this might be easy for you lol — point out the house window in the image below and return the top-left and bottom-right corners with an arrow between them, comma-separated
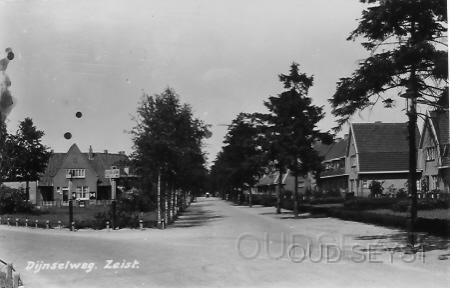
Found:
430,175 -> 438,190
350,155 -> 357,167
66,169 -> 86,178
425,147 -> 436,161
350,180 -> 355,192
62,187 -> 69,201
76,186 -> 90,199
362,180 -> 368,189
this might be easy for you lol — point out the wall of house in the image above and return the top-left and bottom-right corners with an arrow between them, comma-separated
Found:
357,174 -> 409,197
346,133 -> 359,195
52,152 -> 99,201
319,176 -> 348,195
419,123 -> 447,192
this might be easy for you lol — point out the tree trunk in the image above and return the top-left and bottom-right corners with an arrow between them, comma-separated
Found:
276,168 -> 282,214
408,78 -> 418,236
171,185 -> 176,221
157,170 -> 162,229
168,183 -> 173,223
164,182 -> 169,226
26,180 -> 30,202
249,188 -> 253,207
294,174 -> 299,218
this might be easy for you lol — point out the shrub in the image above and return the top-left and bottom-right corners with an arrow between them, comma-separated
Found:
392,199 -> 449,212
369,180 -> 384,198
343,197 -> 398,210
92,190 -> 155,228
0,185 -> 35,214
396,188 -> 408,199
308,197 -> 345,205
260,195 -> 277,207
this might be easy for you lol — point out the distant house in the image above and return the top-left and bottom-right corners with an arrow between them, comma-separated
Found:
37,144 -> 132,205
418,110 -> 449,193
346,122 -> 420,197
255,170 -> 314,197
317,136 -> 349,195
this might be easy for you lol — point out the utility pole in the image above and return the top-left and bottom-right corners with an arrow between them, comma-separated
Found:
68,171 -> 74,231
111,178 -> 117,230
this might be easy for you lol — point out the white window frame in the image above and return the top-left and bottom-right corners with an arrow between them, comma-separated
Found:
66,169 -> 86,179
362,180 -> 368,189
350,155 -> 357,167
76,186 -> 90,200
425,147 -> 436,161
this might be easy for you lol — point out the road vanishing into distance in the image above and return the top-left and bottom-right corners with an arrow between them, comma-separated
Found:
1,198 -> 449,288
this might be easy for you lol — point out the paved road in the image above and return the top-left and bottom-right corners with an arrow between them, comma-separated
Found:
0,198 -> 449,288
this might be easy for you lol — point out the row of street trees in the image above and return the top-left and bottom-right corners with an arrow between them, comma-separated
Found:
210,63 -> 333,218
210,0 -> 448,224
131,88 -> 210,228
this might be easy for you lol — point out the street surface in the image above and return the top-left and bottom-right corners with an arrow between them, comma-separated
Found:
0,197 -> 449,288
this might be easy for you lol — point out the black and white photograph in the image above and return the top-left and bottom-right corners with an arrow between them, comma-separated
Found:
0,0 -> 449,287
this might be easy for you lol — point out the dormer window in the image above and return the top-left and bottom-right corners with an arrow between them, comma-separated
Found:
350,155 -> 357,167
425,147 -> 436,161
66,169 -> 86,178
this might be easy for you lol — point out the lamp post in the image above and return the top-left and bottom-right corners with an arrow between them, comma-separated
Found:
68,170 -> 74,231
111,177 -> 117,230
401,86 -> 418,243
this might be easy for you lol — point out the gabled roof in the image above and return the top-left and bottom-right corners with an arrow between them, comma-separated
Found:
313,141 -> 332,158
350,122 -> 419,172
39,144 -> 129,186
85,152 -> 129,185
38,153 -> 66,185
430,110 -> 449,145
424,110 -> 450,167
323,138 -> 348,161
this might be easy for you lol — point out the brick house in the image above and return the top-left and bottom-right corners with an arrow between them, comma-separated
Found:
418,109 -> 449,193
346,122 -> 420,197
37,144 -> 130,205
317,137 -> 349,196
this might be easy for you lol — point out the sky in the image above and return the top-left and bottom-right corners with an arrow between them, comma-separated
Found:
0,0 -> 413,165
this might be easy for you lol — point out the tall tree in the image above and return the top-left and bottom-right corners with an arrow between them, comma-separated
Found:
329,0 -> 447,232
209,113 -> 267,205
3,118 -> 51,200
131,88 -> 209,227
264,63 -> 332,216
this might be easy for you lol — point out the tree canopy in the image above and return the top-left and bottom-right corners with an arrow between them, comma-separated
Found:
264,63 -> 332,176
209,113 -> 266,196
330,0 -> 448,129
131,88 -> 210,195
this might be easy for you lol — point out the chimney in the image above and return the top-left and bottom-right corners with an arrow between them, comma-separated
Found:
104,149 -> 108,154
88,145 -> 93,160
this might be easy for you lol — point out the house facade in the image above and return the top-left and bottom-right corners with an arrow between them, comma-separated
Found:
255,170 -> 314,197
37,144 -> 130,205
317,137 -> 349,196
346,122 -> 420,197
418,109 -> 450,193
